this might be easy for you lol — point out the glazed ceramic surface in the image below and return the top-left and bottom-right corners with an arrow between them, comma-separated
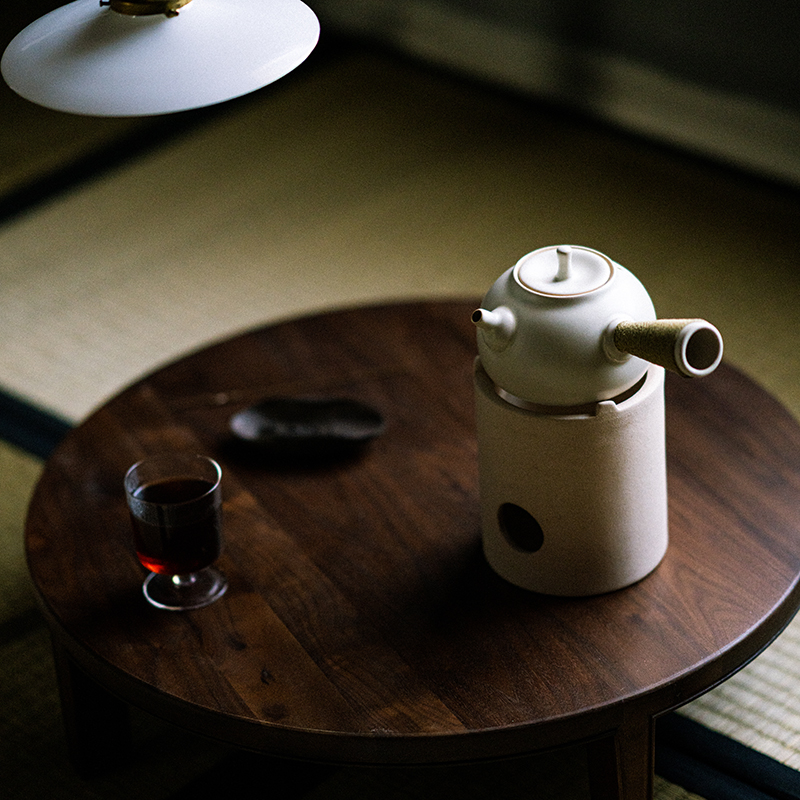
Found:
475,245 -> 656,406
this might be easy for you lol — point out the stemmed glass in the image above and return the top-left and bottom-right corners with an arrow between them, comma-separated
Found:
124,453 -> 227,610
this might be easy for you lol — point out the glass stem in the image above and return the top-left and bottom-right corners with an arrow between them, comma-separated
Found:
171,573 -> 198,589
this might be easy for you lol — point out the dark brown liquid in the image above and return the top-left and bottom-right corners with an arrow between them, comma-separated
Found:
131,477 -> 221,575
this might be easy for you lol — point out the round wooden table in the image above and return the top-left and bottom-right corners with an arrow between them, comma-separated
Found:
26,301 -> 800,799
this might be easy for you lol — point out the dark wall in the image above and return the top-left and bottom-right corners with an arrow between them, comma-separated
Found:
448,0 -> 798,114
313,0 -> 800,185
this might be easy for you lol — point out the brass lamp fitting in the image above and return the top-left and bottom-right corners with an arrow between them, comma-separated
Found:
99,0 -> 193,18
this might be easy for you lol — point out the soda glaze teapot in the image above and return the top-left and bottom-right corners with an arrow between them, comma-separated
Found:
473,245 -> 723,407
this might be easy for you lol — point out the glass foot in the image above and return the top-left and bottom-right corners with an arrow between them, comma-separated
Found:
143,567 -> 227,610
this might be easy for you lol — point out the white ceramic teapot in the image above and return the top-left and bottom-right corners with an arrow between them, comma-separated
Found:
473,244 -> 722,406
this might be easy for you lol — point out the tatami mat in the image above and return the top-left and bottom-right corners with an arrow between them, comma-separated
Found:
682,622 -> 800,770
2,44 -> 800,798
1,48 -> 798,423
0,441 -> 41,624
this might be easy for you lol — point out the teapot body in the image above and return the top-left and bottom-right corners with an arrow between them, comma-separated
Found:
476,246 -> 656,406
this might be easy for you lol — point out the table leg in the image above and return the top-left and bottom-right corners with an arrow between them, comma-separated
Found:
51,635 -> 131,776
586,716 -> 655,800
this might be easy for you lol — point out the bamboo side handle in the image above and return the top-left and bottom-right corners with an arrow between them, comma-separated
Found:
613,319 -> 723,377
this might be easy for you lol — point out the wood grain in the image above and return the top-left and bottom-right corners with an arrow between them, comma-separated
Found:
25,301 -> 800,792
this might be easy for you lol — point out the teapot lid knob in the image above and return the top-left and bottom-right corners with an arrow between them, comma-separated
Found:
556,245 -> 572,281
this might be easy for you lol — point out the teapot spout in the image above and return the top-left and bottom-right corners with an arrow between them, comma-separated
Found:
609,318 -> 723,377
472,306 -> 516,351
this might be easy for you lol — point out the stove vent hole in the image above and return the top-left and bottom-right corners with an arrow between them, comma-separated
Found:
498,503 -> 544,553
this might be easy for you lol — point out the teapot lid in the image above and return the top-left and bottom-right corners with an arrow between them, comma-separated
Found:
515,245 -> 613,297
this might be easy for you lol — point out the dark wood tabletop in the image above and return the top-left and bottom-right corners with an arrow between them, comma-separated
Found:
25,300 -> 800,799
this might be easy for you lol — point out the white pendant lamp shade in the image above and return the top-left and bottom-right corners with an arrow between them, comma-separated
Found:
1,0 -> 320,116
